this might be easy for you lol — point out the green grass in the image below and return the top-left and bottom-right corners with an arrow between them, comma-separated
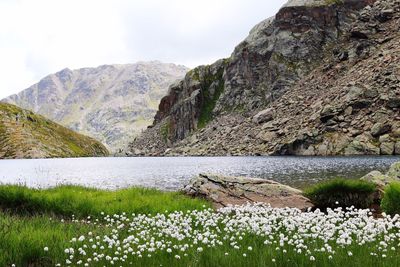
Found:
0,185 -> 210,266
2,211 -> 399,267
0,213 -> 98,266
66,231 -> 400,267
304,178 -> 376,209
1,184 -> 399,267
0,185 -> 210,218
381,182 -> 400,215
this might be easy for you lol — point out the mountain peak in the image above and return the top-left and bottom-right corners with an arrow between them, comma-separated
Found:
2,61 -> 189,151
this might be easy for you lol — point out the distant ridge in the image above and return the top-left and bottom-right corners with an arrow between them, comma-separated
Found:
0,102 -> 109,159
2,61 -> 189,151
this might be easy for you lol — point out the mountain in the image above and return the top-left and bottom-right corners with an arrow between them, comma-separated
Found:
2,61 -> 188,151
127,0 -> 400,156
0,103 -> 109,159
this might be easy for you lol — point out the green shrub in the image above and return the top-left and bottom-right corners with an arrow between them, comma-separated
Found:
304,179 -> 376,209
381,182 -> 400,215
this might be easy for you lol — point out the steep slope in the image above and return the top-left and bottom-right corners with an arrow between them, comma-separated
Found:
2,62 -> 188,150
128,0 -> 400,156
0,103 -> 109,159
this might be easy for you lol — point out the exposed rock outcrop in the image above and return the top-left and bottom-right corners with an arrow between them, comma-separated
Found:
183,173 -> 313,210
128,0 -> 400,157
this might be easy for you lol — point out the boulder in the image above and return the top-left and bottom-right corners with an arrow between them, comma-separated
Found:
257,131 -> 277,142
361,162 -> 400,200
252,108 -> 274,124
183,173 -> 313,210
379,135 -> 395,155
371,122 -> 392,137
360,170 -> 396,199
345,86 -> 364,102
361,171 -> 395,189
387,97 -> 400,109
395,142 -> 400,155
380,142 -> 395,155
344,140 -> 380,155
364,88 -> 378,99
320,105 -> 337,123
387,162 -> 400,179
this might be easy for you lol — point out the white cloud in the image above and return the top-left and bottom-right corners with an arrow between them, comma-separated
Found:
0,0 -> 286,99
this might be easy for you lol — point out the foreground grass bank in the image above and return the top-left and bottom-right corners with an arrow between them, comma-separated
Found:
1,185 -> 400,267
0,213 -> 96,266
0,185 -> 209,217
0,185 -> 210,266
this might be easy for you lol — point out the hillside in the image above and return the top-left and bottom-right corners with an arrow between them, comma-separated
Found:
2,61 -> 188,151
0,103 -> 109,159
127,0 -> 400,156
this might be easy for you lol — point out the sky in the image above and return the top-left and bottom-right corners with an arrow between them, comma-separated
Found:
0,0 -> 286,99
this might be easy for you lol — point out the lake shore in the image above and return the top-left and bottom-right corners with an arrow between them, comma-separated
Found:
1,156 -> 400,191
1,167 -> 400,267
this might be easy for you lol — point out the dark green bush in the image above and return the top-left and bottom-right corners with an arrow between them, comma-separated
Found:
304,179 -> 376,209
381,182 -> 400,215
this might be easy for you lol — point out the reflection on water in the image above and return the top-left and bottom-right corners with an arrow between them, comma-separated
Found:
0,156 -> 399,190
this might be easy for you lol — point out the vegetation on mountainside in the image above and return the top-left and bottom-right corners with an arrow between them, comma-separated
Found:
324,0 -> 344,6
0,103 -> 108,158
196,65 -> 226,129
160,121 -> 171,142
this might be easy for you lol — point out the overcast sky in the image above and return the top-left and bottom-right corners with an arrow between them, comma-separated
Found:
0,0 -> 286,99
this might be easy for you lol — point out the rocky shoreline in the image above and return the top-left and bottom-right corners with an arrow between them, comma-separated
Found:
182,161 -> 400,211
126,0 -> 400,157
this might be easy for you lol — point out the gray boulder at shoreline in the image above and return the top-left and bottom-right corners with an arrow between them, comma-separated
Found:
183,173 -> 313,210
361,161 -> 400,195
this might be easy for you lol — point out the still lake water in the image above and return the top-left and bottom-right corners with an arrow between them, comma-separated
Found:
0,156 -> 399,190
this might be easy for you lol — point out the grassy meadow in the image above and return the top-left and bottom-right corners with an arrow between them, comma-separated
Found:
0,186 -> 209,266
0,184 -> 399,267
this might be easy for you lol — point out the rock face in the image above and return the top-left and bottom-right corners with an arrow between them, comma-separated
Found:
0,103 -> 109,159
2,62 -> 188,151
128,0 -> 400,156
183,173 -> 313,210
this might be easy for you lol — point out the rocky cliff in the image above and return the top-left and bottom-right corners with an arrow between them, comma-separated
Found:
2,62 -> 188,151
128,0 -> 400,156
0,103 -> 109,159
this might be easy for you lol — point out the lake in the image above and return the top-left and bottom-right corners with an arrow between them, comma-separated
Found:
0,156 -> 399,190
